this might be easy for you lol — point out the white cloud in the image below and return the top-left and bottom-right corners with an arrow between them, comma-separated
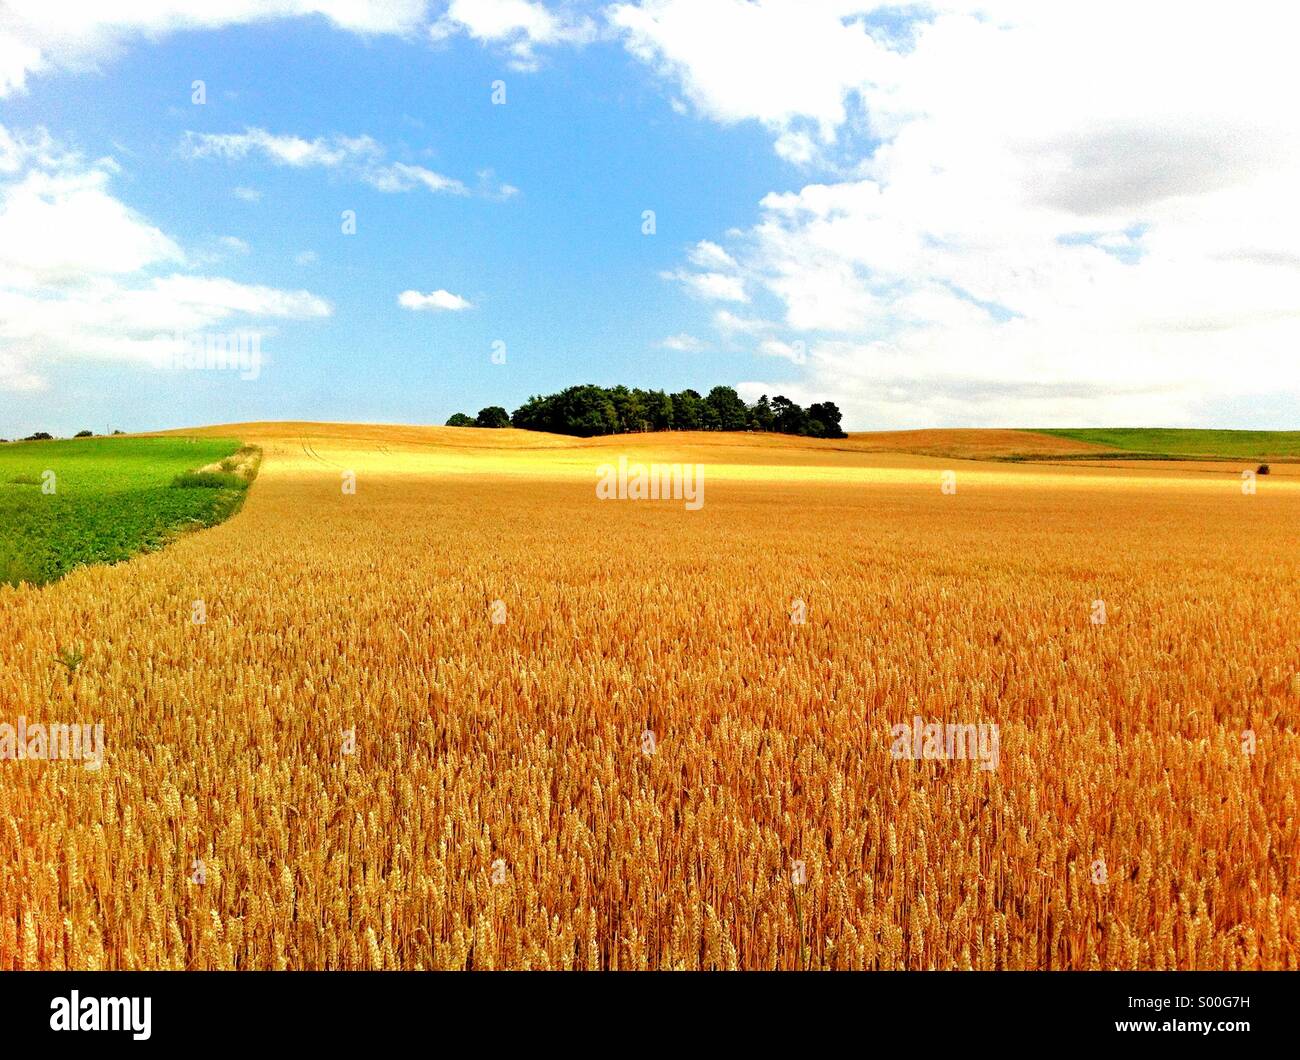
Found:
431,0 -> 596,70
475,168 -> 519,200
363,161 -> 468,195
661,268 -> 747,303
661,239 -> 749,302
0,124 -> 331,391
398,288 -> 474,311
757,338 -> 807,364
609,0 -> 885,148
0,2 -> 431,97
183,128 -> 382,168
149,274 -> 329,320
687,239 -> 736,271
232,185 -> 262,202
0,166 -> 183,286
713,309 -> 775,336
0,352 -> 45,392
185,128 -> 475,197
295,250 -> 320,266
660,332 -> 704,352
624,1 -> 1300,425
219,235 -> 250,254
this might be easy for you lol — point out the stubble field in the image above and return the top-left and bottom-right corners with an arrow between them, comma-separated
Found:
1,423 -> 1296,969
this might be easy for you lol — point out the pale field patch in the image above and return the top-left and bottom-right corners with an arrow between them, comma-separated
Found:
1,423 -> 1296,969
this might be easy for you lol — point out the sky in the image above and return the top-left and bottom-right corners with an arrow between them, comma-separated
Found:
2,0 -> 1298,438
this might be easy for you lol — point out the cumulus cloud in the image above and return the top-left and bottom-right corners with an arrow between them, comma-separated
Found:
609,0 -> 884,148
0,124 -> 331,391
620,1 -> 1300,426
398,288 -> 474,311
662,242 -> 749,303
430,0 -> 597,70
0,1 -> 431,97
0,173 -> 181,288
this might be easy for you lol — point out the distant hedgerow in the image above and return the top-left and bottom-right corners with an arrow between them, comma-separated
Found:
172,470 -> 247,490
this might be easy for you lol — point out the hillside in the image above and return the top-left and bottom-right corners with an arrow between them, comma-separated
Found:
1039,428 -> 1300,461
148,422 -> 1300,468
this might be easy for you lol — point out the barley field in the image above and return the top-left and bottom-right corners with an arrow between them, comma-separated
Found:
1,423 -> 1296,970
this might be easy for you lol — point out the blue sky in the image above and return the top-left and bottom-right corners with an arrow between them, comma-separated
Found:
1,15 -> 792,434
2,2 -> 1298,436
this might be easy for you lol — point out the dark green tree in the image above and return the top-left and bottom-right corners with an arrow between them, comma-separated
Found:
474,406 -> 511,429
705,385 -> 749,431
445,413 -> 475,427
510,394 -> 555,431
670,389 -> 703,430
771,395 -> 808,435
500,383 -> 845,439
549,385 -> 620,436
609,386 -> 648,433
648,390 -> 674,430
807,401 -> 847,439
749,395 -> 775,432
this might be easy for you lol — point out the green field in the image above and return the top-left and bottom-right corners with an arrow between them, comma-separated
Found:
0,436 -> 251,586
1038,428 -> 1300,461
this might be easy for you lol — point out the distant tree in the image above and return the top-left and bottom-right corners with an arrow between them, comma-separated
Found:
570,385 -> 620,436
23,431 -> 54,441
445,413 -> 475,427
74,429 -> 93,438
807,401 -> 847,439
609,386 -> 647,433
631,388 -> 656,431
510,394 -> 554,432
111,429 -> 125,435
670,389 -> 703,431
500,383 -> 846,439
474,406 -> 511,429
706,385 -> 749,431
749,395 -> 775,432
648,389 -> 674,431
770,396 -> 808,435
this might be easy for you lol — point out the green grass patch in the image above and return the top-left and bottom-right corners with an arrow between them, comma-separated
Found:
1035,428 -> 1300,461
0,435 -> 252,587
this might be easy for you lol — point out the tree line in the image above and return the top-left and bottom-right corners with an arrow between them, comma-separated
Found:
4,430 -> 118,443
446,385 -> 847,439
